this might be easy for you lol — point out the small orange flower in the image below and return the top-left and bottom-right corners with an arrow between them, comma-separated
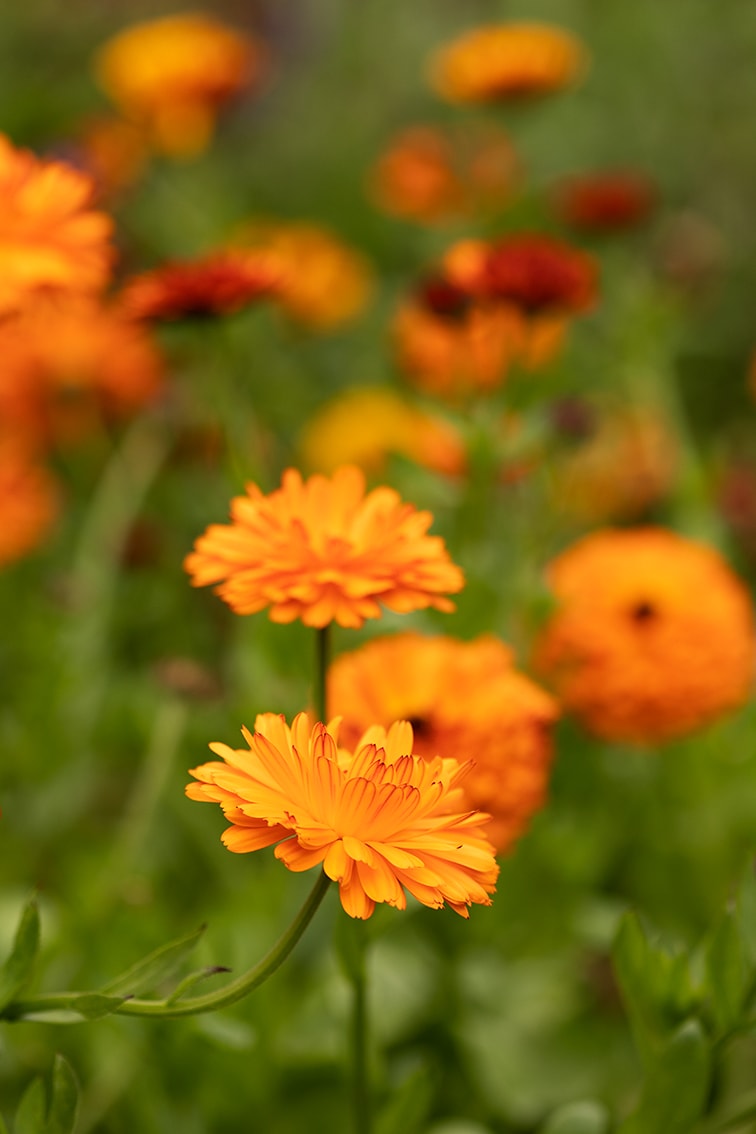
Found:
429,23 -> 588,104
187,712 -> 499,919
94,14 -> 263,157
120,250 -> 279,322
0,441 -> 61,565
184,465 -> 464,628
0,135 -> 114,316
329,633 -> 558,853
554,170 -> 656,231
537,528 -> 755,743
0,296 -> 164,449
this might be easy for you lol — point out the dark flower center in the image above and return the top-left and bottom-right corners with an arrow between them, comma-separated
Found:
629,599 -> 656,623
407,715 -> 432,739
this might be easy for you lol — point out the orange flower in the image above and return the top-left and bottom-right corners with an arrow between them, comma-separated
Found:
0,441 -> 60,565
184,465 -> 464,628
537,528 -> 755,743
329,633 -> 558,853
120,250 -> 279,322
0,135 -> 113,316
429,23 -> 588,104
0,295 -> 164,449
94,14 -> 263,157
237,222 -> 374,330
298,387 -> 465,477
554,170 -> 656,231
187,712 -> 499,919
369,124 -> 519,224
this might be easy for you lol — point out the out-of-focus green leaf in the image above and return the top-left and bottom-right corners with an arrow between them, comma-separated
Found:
165,965 -> 230,1005
0,898 -> 39,1014
45,1056 -> 78,1134
540,1099 -> 611,1133
618,1019 -> 711,1134
706,908 -> 746,1034
13,1077 -> 47,1134
101,923 -> 205,998
375,1065 -> 434,1134
736,863 -> 756,968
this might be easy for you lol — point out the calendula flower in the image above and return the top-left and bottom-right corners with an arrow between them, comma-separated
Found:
0,441 -> 61,565
429,22 -> 588,104
185,465 -> 464,628
537,528 -> 755,743
0,135 -> 113,316
94,13 -> 263,157
369,124 -> 519,224
299,387 -> 465,477
554,170 -> 656,232
187,712 -> 499,919
237,221 -> 374,330
120,250 -> 279,322
0,295 -> 165,449
329,633 -> 558,853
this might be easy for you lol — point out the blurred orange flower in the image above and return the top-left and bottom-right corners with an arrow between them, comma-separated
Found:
429,23 -> 588,104
329,632 -> 558,853
298,387 -> 465,477
554,170 -> 656,231
0,135 -> 114,316
94,13 -> 263,157
369,124 -> 520,224
477,234 -> 598,314
0,442 -> 61,565
187,711 -> 499,919
121,250 -> 279,321
0,295 -> 165,448
185,465 -> 464,628
238,222 -> 374,330
74,115 -> 148,200
537,528 -> 755,743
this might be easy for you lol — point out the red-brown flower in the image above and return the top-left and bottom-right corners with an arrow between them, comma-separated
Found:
480,234 -> 598,314
554,171 -> 656,231
120,250 -> 279,321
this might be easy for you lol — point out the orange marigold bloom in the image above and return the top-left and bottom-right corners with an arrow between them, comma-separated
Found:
329,633 -> 558,853
0,295 -> 164,449
429,23 -> 588,104
369,124 -> 520,224
187,712 -> 499,919
554,170 -> 656,232
184,465 -> 464,628
120,250 -> 279,322
0,441 -> 61,565
537,528 -> 756,743
94,14 -> 263,157
0,135 -> 114,316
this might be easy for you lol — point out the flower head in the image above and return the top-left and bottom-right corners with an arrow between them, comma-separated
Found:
429,23 -> 588,104
187,712 -> 499,919
537,528 -> 755,743
554,170 -> 656,232
184,465 -> 464,628
94,14 -> 263,157
0,135 -> 114,316
479,234 -> 598,314
329,633 -> 558,852
120,250 -> 278,322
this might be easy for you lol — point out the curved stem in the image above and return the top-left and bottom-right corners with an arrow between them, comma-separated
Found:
8,870 -> 332,1022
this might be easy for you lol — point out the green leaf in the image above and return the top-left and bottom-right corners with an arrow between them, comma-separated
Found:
375,1065 -> 434,1134
13,1077 -> 46,1134
618,1019 -> 711,1134
0,1110 -> 9,1134
706,909 -> 746,1034
165,966 -> 230,1005
67,993 -> 128,1020
540,1100 -> 611,1133
0,898 -> 40,1013
101,924 -> 205,998
45,1056 -> 78,1134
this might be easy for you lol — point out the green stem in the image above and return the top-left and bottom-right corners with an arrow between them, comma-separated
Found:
7,870 -> 332,1022
350,945 -> 371,1134
314,625 -> 331,723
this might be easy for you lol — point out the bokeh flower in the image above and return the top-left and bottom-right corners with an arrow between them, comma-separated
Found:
553,170 -> 656,232
187,711 -> 499,919
0,134 -> 114,315
429,23 -> 588,104
476,234 -> 598,315
0,295 -> 165,449
329,632 -> 558,853
73,115 -> 149,200
0,441 -> 61,566
537,528 -> 755,743
298,387 -> 465,477
120,250 -> 279,322
184,465 -> 464,628
94,13 -> 263,157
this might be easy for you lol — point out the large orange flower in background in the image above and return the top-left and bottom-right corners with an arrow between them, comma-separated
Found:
537,528 -> 755,743
94,14 -> 263,157
187,712 -> 499,919
185,466 -> 464,628
0,135 -> 113,316
429,22 -> 588,104
329,633 -> 558,852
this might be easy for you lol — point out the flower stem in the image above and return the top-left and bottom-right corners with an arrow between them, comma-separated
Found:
350,943 -> 371,1134
314,625 -> 331,722
6,870 -> 332,1022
